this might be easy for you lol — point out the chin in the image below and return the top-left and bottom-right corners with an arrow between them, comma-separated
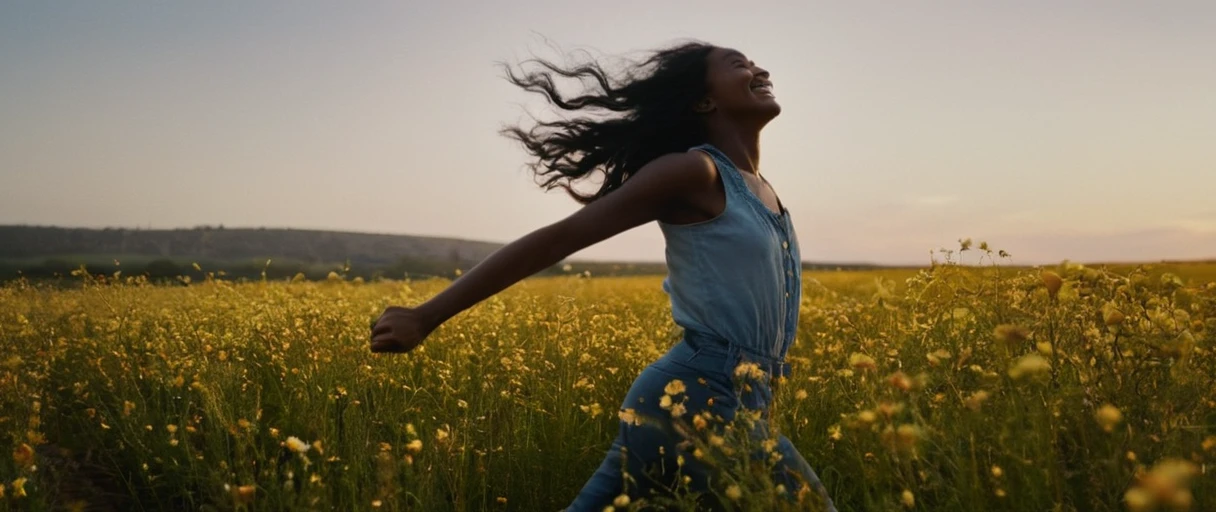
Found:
756,101 -> 782,122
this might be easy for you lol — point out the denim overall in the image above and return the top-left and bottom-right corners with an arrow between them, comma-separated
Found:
567,144 -> 836,510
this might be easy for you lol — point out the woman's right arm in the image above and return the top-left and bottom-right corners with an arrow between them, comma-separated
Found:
370,151 -> 715,352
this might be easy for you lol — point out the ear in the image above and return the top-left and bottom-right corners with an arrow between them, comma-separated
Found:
694,97 -> 716,114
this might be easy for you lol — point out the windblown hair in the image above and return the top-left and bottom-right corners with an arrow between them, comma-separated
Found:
501,41 -> 716,204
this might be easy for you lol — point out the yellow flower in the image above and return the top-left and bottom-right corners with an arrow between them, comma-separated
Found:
12,443 -> 34,468
733,362 -> 765,380
888,371 -> 913,392
618,409 -> 640,426
794,389 -> 808,400
993,324 -> 1030,345
1041,271 -> 1063,299
580,402 -> 604,418
882,424 -> 923,453
1008,354 -> 1051,380
1095,404 -> 1123,433
406,439 -> 423,454
848,353 -> 876,371
1102,302 -> 1126,325
235,484 -> 255,504
901,490 -> 915,508
659,395 -> 673,410
964,390 -> 991,411
664,379 -> 686,396
11,477 -> 26,498
876,401 -> 905,418
1123,487 -> 1152,512
285,436 -> 310,454
613,494 -> 630,507
725,484 -> 742,500
926,348 -> 952,366
991,465 -> 1003,478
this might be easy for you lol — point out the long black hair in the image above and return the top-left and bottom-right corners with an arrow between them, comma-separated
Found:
500,41 -> 716,204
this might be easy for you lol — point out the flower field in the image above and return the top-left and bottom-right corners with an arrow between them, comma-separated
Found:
1,255 -> 1213,511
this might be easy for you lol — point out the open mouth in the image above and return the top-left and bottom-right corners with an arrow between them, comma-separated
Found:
750,81 -> 774,97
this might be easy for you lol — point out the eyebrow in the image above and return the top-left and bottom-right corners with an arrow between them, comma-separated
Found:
721,49 -> 750,64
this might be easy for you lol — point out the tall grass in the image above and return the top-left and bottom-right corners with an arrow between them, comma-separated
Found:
1,254 -> 1212,510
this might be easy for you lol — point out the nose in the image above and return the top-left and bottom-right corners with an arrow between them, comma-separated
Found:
753,65 -> 771,81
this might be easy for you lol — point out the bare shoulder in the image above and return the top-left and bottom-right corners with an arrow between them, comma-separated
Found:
630,150 -> 718,191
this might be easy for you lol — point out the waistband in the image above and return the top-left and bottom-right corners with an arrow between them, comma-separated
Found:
675,328 -> 791,379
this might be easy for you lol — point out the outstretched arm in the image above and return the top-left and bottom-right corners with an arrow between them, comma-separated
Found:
370,152 -> 716,352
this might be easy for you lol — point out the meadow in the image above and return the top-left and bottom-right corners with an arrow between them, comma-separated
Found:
1,251 -> 1213,511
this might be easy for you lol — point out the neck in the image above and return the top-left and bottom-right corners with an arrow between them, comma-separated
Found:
706,126 -> 762,175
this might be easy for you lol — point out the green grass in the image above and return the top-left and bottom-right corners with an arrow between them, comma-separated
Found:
0,261 -> 1212,511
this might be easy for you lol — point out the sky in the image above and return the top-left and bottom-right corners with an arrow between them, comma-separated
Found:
1,1 -> 1213,266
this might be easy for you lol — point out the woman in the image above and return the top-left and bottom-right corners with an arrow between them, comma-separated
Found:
370,40 -> 836,511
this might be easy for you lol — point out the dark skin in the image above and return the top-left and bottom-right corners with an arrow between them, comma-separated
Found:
371,46 -> 786,352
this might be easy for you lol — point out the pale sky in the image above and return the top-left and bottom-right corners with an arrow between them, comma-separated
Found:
2,1 -> 1213,265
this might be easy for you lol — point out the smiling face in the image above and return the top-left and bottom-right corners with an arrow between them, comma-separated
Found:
701,46 -> 781,124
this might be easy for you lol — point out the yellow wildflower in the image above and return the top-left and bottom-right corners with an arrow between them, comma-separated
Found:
1008,354 -> 1051,380
235,484 -> 255,504
965,390 -> 991,411
993,324 -> 1029,345
13,443 -> 34,468
888,371 -> 913,392
1041,271 -> 1063,299
285,436 -> 310,454
1095,404 -> 1123,433
848,353 -> 877,371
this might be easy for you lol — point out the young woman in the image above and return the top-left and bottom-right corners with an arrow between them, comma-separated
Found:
370,40 -> 837,511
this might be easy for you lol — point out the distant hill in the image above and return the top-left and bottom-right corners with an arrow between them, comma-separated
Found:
0,225 -> 504,266
0,224 -> 909,282
0,225 -> 518,281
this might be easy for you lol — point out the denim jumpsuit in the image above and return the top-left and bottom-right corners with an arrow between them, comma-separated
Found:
567,144 -> 837,510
